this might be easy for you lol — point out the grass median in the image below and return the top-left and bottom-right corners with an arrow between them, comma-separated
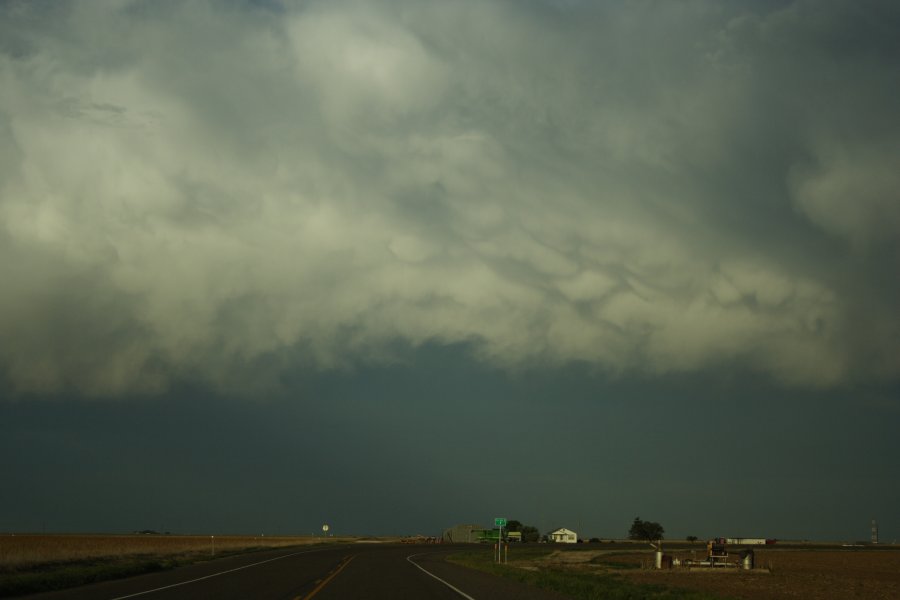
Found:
1,555 -> 186,598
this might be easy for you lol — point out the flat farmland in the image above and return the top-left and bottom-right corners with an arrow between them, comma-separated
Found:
0,534 -> 358,567
602,547 -> 900,600
0,533 -> 365,597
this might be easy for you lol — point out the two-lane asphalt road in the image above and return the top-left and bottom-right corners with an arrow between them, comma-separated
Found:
21,544 -> 570,600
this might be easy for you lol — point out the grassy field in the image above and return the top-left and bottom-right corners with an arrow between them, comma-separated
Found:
0,533 -> 349,597
448,546 -> 731,600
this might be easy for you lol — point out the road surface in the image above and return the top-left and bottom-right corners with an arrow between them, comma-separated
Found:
21,544 -> 570,600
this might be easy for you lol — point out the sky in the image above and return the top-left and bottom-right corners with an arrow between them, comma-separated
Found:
1,0 -> 898,542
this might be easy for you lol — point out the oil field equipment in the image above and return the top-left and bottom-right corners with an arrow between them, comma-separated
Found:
708,537 -> 728,566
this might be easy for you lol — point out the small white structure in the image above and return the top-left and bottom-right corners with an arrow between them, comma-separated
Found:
725,538 -> 766,545
548,527 -> 578,543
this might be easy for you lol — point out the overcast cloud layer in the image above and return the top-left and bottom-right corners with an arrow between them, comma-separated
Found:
1,0 -> 898,397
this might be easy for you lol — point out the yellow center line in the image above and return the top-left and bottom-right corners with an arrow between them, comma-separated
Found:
296,555 -> 356,600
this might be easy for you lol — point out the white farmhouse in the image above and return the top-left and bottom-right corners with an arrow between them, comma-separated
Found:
548,527 -> 578,543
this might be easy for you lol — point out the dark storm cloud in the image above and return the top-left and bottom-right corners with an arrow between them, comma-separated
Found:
0,0 -> 897,396
3,356 -> 898,539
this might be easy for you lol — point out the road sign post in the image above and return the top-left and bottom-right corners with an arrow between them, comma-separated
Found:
494,518 -> 507,563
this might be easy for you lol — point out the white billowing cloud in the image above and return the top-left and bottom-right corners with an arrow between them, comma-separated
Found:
557,271 -> 618,304
288,6 -> 449,122
790,139 -> 900,248
0,0 -> 897,397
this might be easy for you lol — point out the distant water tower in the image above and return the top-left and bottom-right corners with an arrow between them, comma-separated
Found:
871,519 -> 878,544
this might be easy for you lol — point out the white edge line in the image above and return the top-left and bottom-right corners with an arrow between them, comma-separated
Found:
406,553 -> 476,600
109,547 -> 334,600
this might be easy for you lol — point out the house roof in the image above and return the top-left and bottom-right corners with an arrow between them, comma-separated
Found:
549,527 -> 577,535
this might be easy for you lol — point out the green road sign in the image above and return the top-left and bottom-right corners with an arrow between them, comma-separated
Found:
495,517 -> 507,527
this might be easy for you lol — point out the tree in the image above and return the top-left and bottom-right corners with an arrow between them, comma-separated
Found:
686,535 -> 698,544
629,517 -> 665,549
520,525 -> 540,543
505,519 -> 540,542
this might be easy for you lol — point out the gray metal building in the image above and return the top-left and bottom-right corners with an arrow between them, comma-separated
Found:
442,524 -> 483,543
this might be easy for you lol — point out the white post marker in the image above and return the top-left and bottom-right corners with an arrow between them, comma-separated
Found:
322,524 -> 330,537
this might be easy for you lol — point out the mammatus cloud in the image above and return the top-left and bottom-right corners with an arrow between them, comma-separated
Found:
0,0 -> 897,396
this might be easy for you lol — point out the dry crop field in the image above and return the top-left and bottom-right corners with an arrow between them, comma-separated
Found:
585,547 -> 900,600
0,533 -> 344,569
